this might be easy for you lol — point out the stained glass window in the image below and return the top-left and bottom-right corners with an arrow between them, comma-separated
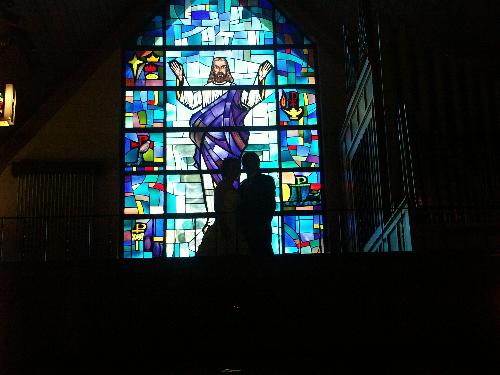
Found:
123,0 -> 325,257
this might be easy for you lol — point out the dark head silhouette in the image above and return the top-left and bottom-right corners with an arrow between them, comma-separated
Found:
242,152 -> 260,177
220,157 -> 241,182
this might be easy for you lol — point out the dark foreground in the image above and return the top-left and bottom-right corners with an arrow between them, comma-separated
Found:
1,254 -> 498,374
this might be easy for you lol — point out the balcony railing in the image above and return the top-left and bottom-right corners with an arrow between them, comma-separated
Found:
0,207 -> 497,261
0,215 -> 120,261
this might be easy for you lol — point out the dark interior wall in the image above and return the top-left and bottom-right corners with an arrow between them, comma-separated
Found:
369,0 -> 500,254
372,0 -> 500,209
334,0 -> 500,254
0,49 -> 121,217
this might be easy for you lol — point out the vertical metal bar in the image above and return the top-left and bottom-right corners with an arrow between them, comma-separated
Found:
116,209 -> 120,260
16,176 -> 21,260
90,174 -> 94,257
78,173 -> 82,257
37,173 -> 42,259
30,173 -> 37,259
16,174 -> 22,217
53,173 -> 57,217
85,174 -> 91,258
37,173 -> 41,260
80,173 -> 84,257
43,173 -> 48,261
44,216 -> 48,262
70,172 -> 74,258
75,173 -> 79,258
21,174 -> 26,259
21,217 -> 25,261
66,173 -> 70,259
70,173 -> 75,259
64,172 -> 69,257
19,176 -> 25,260
51,173 -> 56,259
24,174 -> 30,259
0,217 -> 4,262
73,173 -> 78,259
57,172 -> 62,258
83,173 -> 88,257
24,173 -> 28,215
28,174 -> 33,217
272,6 -> 284,256
45,173 -> 50,260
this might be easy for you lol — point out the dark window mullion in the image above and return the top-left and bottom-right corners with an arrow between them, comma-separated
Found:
272,6 -> 285,255
125,84 -> 317,91
310,45 -> 327,253
123,209 -> 323,221
163,2 -> 168,257
161,125 -> 321,132
124,43 -> 315,51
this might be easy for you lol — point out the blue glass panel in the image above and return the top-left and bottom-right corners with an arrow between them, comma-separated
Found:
124,175 -> 164,214
276,10 -> 311,44
279,88 -> 317,126
281,171 -> 322,211
125,133 -> 164,171
125,91 -> 164,128
136,16 -> 163,45
166,0 -> 273,46
283,215 -> 324,254
277,49 -> 315,85
280,129 -> 320,168
271,216 -> 282,255
124,218 -> 164,258
165,218 -> 209,257
166,174 -> 208,213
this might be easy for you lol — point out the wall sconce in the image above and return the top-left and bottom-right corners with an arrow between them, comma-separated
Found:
0,84 -> 16,126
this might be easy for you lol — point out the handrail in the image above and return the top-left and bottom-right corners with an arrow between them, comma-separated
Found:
0,205 -> 498,219
0,207 -> 497,261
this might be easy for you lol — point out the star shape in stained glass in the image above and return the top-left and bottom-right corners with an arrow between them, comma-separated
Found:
128,54 -> 144,79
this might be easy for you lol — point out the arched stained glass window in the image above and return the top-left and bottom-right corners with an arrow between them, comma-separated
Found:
123,0 -> 325,258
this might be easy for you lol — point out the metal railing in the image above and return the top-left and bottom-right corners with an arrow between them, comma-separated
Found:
0,215 -> 119,261
0,207 -> 498,261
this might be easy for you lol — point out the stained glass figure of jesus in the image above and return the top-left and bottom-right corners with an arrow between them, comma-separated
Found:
168,57 -> 273,231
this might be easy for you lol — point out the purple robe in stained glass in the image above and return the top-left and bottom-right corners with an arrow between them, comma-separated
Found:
189,87 -> 251,184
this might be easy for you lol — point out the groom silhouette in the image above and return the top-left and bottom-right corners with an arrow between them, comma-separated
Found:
239,152 -> 276,256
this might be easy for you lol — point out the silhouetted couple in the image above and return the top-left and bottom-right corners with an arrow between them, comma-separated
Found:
197,152 -> 275,256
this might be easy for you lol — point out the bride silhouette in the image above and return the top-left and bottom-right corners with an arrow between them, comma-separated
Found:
197,158 -> 249,256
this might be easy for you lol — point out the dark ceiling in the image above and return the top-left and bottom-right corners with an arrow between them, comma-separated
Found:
0,0 -> 145,124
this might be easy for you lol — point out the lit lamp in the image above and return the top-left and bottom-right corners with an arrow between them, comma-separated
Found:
0,84 -> 16,126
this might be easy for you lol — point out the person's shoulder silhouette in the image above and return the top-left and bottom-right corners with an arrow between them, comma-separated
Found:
240,152 -> 275,217
239,152 -> 275,256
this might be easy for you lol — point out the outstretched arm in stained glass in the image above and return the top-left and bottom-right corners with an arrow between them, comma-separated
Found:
241,60 -> 273,109
169,59 -> 203,110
